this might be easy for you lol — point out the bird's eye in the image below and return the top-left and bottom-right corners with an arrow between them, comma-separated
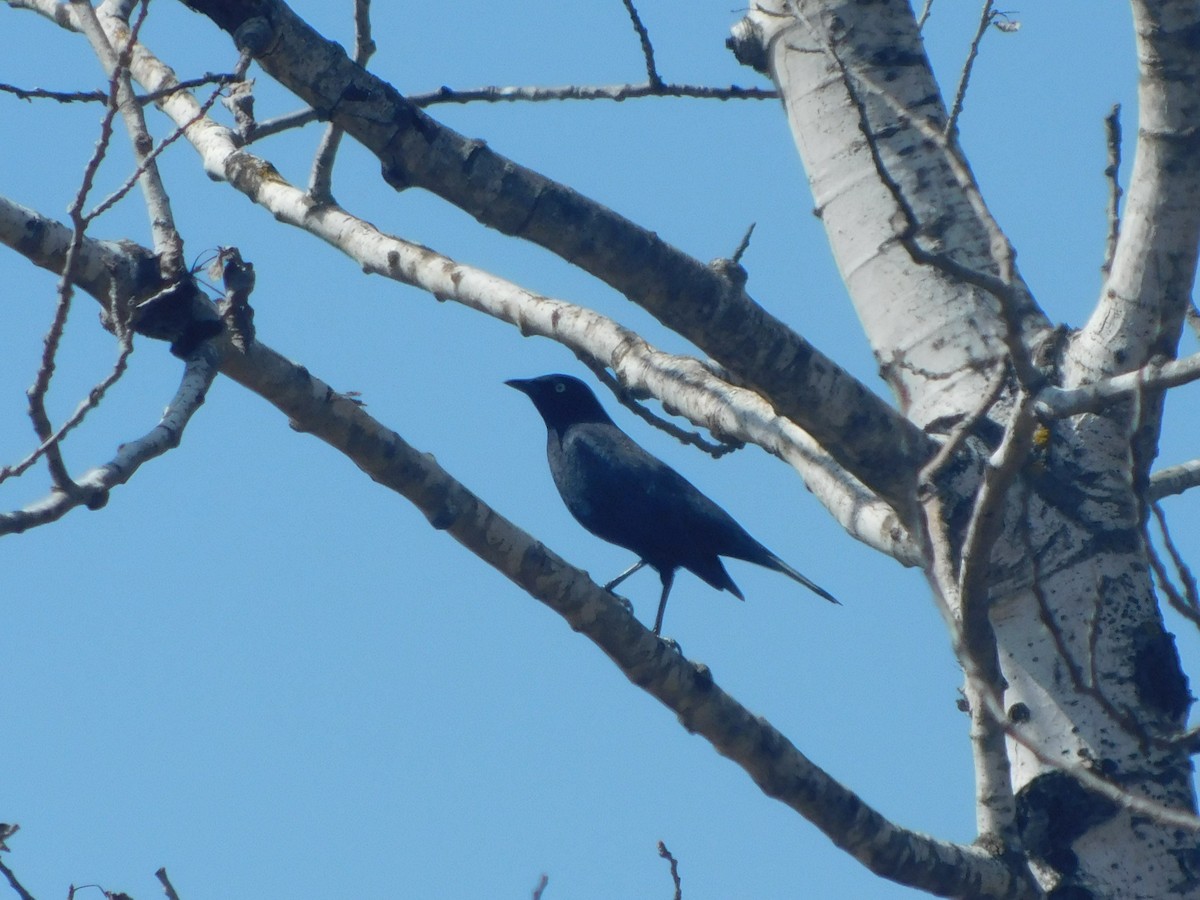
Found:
554,382 -> 566,393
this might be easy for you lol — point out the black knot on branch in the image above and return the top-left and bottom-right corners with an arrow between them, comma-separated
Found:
233,17 -> 274,56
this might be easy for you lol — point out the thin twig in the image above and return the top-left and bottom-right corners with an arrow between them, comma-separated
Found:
0,72 -> 237,104
1102,104 -> 1123,274
1035,350 -> 1200,419
1,344 -> 221,536
621,0 -> 662,88
579,359 -> 744,459
76,0 -> 186,268
411,81 -> 776,105
7,22 -> 234,491
530,874 -> 548,900
945,0 -> 996,138
1150,502 -> 1200,627
26,3 -> 132,493
309,0 -> 375,201
730,222 -> 755,265
155,866 -> 182,900
253,82 -> 778,142
657,841 -> 682,900
88,70 -> 238,223
0,857 -> 35,900
916,0 -> 935,30
1,324 -> 134,486
917,363 -> 1008,491
1024,496 -> 1148,741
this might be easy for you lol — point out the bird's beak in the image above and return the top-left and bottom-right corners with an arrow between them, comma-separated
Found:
505,378 -> 531,394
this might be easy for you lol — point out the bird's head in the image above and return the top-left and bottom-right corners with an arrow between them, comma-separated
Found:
506,374 -> 615,431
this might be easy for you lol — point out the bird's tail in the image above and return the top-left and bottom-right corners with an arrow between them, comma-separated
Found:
767,554 -> 841,605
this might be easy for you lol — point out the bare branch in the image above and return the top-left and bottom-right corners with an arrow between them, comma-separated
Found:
0,71 -> 238,104
1149,457 -> 1200,500
309,0 -> 375,202
1,342 -> 220,536
75,0 -> 185,273
250,81 -> 779,142
155,867 -> 182,900
1149,502 -> 1200,628
620,0 -> 663,88
657,841 -> 682,900
578,359 -> 744,458
87,67 -> 242,224
209,337 -> 1038,900
1101,104 -> 1123,274
830,45 -> 1040,389
248,105 -> 318,140
24,25 -> 131,495
1,318 -> 134,486
950,393 -> 1042,845
0,858 -> 35,900
1036,349 -> 1200,418
179,0 -> 933,518
729,222 -> 755,265
409,81 -> 777,105
530,874 -> 548,900
50,20 -> 920,565
916,0 -> 935,30
1069,0 -> 1200,384
945,0 -> 995,138
917,364 -> 1007,490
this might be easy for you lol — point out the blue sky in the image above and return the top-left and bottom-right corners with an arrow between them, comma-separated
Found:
2,2 -> 1197,898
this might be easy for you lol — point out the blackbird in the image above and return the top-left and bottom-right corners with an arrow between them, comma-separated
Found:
507,374 -> 839,634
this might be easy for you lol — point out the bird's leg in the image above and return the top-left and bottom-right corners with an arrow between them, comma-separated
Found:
653,569 -> 675,636
604,559 -> 646,592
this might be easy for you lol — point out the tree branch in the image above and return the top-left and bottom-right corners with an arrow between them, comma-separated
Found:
944,0 -> 995,139
156,866 -> 183,900
1036,349 -> 1200,418
620,0 -> 663,88
1,209 -> 1029,898
248,81 -> 779,141
75,0 -> 186,274
1101,104 -> 1123,274
0,342 -> 220,535
1149,457 -> 1200,500
211,312 -> 1038,900
22,14 -> 920,566
1067,0 -> 1200,384
0,858 -> 35,900
0,71 -> 237,104
308,0 -> 374,202
174,0 -> 934,518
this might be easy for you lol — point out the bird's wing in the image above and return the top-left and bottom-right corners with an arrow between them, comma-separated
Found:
552,423 -> 748,584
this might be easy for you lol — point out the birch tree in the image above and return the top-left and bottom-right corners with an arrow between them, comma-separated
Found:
2,1 -> 1199,897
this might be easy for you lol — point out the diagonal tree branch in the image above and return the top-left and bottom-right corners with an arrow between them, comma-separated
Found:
1,214 -> 1035,900
75,0 -> 186,275
8,2 -> 920,566
174,0 -> 935,519
219,338 -> 1037,900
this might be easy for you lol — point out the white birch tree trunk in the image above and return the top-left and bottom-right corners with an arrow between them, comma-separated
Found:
738,1 -> 1200,895
3,0 -> 1200,896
